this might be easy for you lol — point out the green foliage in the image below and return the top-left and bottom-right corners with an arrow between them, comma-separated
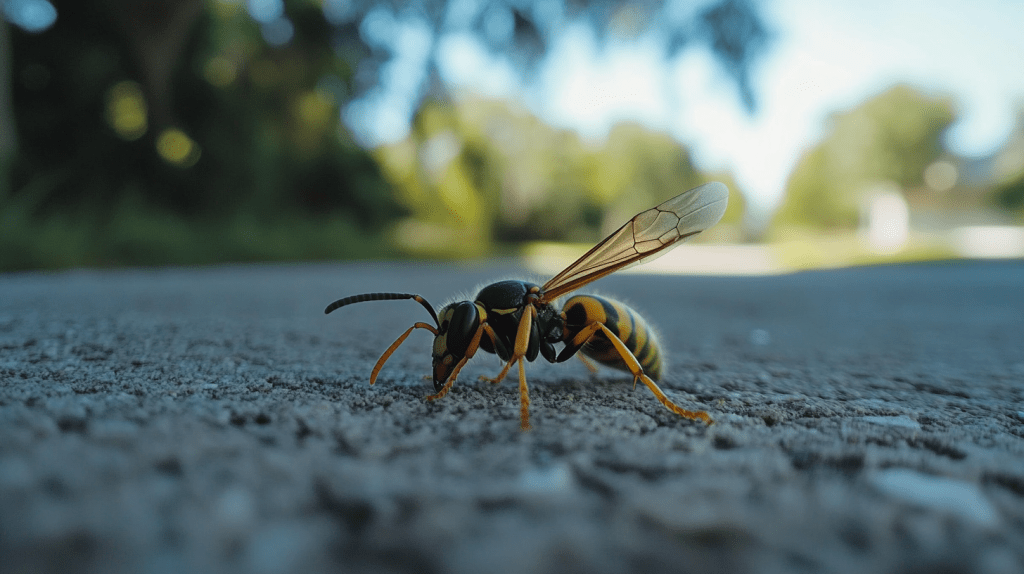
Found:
5,0 -> 400,262
1,1 -> 771,269
376,96 -> 745,257
0,192 -> 386,271
773,84 -> 956,231
992,171 -> 1024,216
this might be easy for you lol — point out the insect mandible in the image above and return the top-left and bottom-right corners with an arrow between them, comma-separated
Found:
325,182 -> 729,430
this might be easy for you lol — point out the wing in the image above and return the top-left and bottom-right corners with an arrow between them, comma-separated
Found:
539,182 -> 729,302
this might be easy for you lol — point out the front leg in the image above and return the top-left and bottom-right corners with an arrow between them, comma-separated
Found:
426,322 -> 485,401
480,305 -> 537,431
371,322 -> 439,385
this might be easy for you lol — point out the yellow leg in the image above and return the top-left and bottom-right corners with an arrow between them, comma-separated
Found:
567,322 -> 640,386
518,359 -> 531,430
636,373 -> 712,424
425,322 -> 485,401
473,305 -> 538,430
577,353 -> 599,374
482,361 -> 514,385
481,324 -> 504,356
481,305 -> 535,386
577,322 -> 712,425
426,356 -> 469,401
476,324 -> 509,384
370,322 -> 439,385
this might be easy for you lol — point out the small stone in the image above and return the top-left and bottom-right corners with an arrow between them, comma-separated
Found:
869,469 -> 998,527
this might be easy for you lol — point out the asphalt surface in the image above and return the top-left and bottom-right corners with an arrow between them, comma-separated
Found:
1,260 -> 1023,574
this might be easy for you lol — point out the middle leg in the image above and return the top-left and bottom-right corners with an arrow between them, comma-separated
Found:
480,305 -> 536,386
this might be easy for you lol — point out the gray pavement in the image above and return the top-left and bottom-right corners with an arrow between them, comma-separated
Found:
1,260 -> 1023,574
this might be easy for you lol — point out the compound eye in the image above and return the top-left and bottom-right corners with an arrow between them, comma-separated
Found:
450,301 -> 477,332
446,301 -> 480,357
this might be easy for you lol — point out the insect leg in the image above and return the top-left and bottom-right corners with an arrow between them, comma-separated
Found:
481,304 -> 535,386
566,322 -> 712,425
577,353 -> 600,374
426,321 -> 485,401
554,320 -> 602,363
482,323 -> 510,360
425,355 -> 468,401
370,322 -> 439,385
517,359 -> 531,430
482,360 -> 513,385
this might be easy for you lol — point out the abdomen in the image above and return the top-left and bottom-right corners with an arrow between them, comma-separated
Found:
561,294 -> 663,380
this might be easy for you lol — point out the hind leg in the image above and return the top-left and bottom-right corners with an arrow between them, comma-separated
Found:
559,322 -> 712,425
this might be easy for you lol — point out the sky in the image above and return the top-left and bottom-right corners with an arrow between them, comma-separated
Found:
430,0 -> 1024,217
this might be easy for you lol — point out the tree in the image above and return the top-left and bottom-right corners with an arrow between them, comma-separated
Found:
5,0 -> 400,223
988,110 -> 1024,219
993,173 -> 1024,217
773,84 -> 956,230
376,96 -> 744,256
1,0 -> 771,267
336,0 -> 770,112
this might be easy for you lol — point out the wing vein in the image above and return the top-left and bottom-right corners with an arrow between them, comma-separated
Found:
539,182 -> 728,302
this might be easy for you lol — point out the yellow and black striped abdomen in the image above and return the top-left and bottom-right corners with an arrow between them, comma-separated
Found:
561,294 -> 663,380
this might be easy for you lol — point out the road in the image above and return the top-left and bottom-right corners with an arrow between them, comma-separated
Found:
1,260 -> 1023,574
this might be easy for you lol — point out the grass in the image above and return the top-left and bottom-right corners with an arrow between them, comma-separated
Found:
768,228 -> 961,272
0,201 -> 391,272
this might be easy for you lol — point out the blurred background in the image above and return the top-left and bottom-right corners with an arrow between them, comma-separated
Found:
1,0 -> 1022,273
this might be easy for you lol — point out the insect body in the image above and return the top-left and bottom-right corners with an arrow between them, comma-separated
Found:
326,182 -> 729,430
561,294 -> 663,381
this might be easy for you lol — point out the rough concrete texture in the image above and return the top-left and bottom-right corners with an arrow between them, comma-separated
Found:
1,260 -> 1023,574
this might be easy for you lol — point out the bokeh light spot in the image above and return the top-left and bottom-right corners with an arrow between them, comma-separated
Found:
3,0 -> 57,33
295,90 -> 334,129
261,18 -> 294,46
246,0 -> 283,23
156,128 -> 201,167
105,81 -> 148,141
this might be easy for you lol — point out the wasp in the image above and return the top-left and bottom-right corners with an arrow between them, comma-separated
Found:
326,182 -> 729,430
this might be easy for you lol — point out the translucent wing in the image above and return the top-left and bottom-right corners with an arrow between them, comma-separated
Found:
539,182 -> 729,302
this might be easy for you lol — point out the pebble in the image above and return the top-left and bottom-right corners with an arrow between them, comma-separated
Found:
518,464 -> 574,494
749,329 -> 771,346
859,415 -> 921,430
869,468 -> 999,527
